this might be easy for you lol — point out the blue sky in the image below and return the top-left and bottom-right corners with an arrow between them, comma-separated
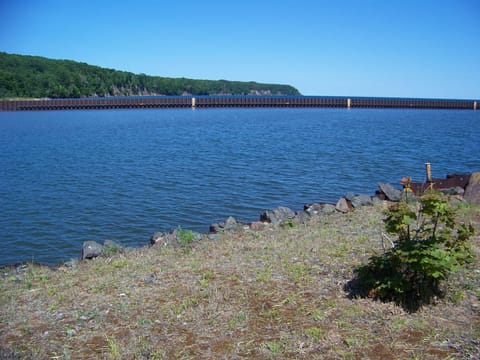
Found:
1,0 -> 479,99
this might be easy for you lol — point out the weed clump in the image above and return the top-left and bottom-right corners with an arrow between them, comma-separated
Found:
177,226 -> 196,246
349,190 -> 475,312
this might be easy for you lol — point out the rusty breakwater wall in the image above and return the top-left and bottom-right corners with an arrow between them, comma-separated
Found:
0,96 -> 478,111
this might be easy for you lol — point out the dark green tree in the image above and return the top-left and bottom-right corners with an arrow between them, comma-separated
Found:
0,52 -> 301,98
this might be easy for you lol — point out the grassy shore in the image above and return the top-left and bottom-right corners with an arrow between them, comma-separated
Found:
1,201 -> 479,359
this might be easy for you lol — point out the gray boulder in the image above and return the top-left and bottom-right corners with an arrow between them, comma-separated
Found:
224,216 -> 239,231
151,228 -> 202,247
440,186 -> 465,196
304,203 -> 336,216
103,240 -> 123,255
82,241 -> 103,260
260,210 -> 279,225
207,233 -> 223,241
350,194 -> 374,208
464,172 -> 480,205
249,221 -> 267,231
260,206 -> 295,225
344,192 -> 356,201
209,223 -> 222,233
294,210 -> 310,224
210,216 -> 241,233
335,197 -> 350,213
150,230 -> 177,247
378,182 -> 402,201
371,196 -> 382,205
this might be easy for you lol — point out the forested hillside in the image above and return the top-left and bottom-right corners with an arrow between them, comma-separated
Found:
0,52 -> 300,98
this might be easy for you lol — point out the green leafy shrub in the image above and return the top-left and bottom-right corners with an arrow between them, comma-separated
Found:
103,244 -> 120,257
350,190 -> 474,311
177,226 -> 196,246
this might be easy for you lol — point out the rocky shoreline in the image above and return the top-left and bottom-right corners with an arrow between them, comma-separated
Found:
80,172 -> 480,262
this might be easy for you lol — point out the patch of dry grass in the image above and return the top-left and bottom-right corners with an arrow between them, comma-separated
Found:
1,202 -> 479,359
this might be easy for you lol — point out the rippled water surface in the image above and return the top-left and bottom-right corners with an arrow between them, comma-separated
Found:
1,108 -> 479,265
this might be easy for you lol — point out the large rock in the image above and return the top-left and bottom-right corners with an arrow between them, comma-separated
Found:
210,216 -> 242,233
82,241 -> 103,260
260,206 -> 295,225
150,230 -> 177,247
440,186 -> 465,196
150,229 -> 202,247
350,194 -> 374,208
249,221 -> 267,231
335,197 -> 350,213
464,172 -> 480,205
344,192 -> 356,201
209,223 -> 222,233
274,206 -> 296,220
294,210 -> 310,224
304,203 -> 336,216
103,240 -> 123,255
377,182 -> 402,202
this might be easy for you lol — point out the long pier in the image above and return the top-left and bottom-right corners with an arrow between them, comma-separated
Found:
0,96 -> 478,111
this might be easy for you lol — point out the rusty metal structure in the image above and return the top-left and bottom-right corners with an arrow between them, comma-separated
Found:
0,96 -> 478,111
410,173 -> 471,195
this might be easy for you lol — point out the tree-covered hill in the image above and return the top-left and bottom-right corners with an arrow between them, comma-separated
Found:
0,52 -> 300,99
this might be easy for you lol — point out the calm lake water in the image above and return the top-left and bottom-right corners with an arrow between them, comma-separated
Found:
1,108 -> 479,265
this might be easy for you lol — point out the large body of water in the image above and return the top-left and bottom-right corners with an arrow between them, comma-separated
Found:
1,108 -> 479,265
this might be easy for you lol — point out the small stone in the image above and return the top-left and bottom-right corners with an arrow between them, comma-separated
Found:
144,274 -> 156,284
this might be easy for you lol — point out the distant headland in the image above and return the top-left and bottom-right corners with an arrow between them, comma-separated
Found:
0,52 -> 300,99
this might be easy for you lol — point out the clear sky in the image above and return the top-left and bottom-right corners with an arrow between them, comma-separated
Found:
1,0 -> 479,99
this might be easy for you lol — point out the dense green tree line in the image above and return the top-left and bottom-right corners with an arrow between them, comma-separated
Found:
0,52 -> 300,99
